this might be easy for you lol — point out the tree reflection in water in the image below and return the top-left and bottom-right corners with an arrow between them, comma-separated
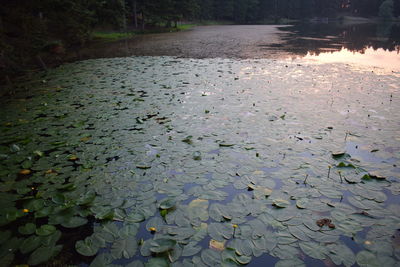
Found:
271,22 -> 400,70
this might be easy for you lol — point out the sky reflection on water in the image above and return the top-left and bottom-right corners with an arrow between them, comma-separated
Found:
300,46 -> 400,71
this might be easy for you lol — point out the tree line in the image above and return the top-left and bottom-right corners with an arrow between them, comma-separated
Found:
113,1 -> 400,28
1,0 -> 399,85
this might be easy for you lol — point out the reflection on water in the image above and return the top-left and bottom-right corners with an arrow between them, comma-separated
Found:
273,22 -> 400,71
301,47 -> 400,71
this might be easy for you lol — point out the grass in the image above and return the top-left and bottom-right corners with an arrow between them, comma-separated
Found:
92,21 -> 232,40
176,24 -> 198,31
92,32 -> 135,41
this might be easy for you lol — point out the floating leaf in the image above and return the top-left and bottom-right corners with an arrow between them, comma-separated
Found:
182,136 -> 193,144
76,237 -> 99,256
36,225 -> 56,236
201,249 -> 221,266
219,143 -> 234,147
145,257 -> 169,267
126,212 -> 145,223
332,151 -> 346,158
136,165 -> 151,170
0,230 -> 11,244
208,223 -> 233,241
52,193 -> 65,204
299,242 -> 327,260
368,172 -> 386,180
254,187 -> 273,199
146,217 -> 164,232
149,238 -> 176,253
19,169 -> 31,175
188,199 -> 209,221
296,198 -> 309,209
356,251 -> 379,267
209,203 -> 231,222
140,240 -> 152,257
28,245 -> 62,266
235,254 -> 252,265
18,223 -> 36,235
327,243 -> 355,267
182,241 -> 202,257
61,216 -> 88,228
275,258 -> 305,267
20,235 -> 42,254
126,261 -> 144,267
0,252 -> 14,267
158,198 -> 176,210
273,199 -> 290,208
210,239 -> 225,251
111,236 -> 137,259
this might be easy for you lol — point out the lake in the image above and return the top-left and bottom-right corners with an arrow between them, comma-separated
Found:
0,22 -> 399,267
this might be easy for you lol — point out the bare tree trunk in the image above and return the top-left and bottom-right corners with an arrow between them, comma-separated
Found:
36,55 -> 48,71
141,13 -> 145,30
133,0 -> 138,28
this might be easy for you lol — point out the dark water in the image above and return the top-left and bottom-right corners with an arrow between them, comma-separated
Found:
272,22 -> 400,71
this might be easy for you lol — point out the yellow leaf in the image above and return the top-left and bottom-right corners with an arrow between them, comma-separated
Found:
68,155 -> 78,161
209,239 -> 225,251
19,169 -> 31,175
45,169 -> 57,175
80,136 -> 91,142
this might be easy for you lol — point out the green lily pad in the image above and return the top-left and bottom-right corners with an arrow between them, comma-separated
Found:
0,230 -> 11,244
275,258 -> 305,267
158,198 -> 176,210
126,212 -> 145,223
332,151 -> 346,158
356,251 -> 379,267
182,241 -> 202,257
61,216 -> 88,228
208,223 -> 233,241
299,241 -> 327,260
273,199 -> 290,208
188,198 -> 209,221
111,236 -> 137,259
20,235 -> 42,254
18,223 -> 36,235
209,203 -> 231,222
36,225 -> 56,236
76,236 -> 100,256
146,216 -> 164,232
149,238 -> 176,253
201,248 -> 221,266
28,245 -> 62,266
145,257 -> 169,267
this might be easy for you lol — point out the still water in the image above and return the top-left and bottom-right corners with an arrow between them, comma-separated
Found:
274,22 -> 400,72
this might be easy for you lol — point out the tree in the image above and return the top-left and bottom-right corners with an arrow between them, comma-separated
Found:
379,0 -> 395,20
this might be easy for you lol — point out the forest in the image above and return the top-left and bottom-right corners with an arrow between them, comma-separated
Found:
1,0 -> 400,84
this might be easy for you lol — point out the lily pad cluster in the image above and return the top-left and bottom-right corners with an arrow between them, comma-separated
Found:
0,56 -> 399,266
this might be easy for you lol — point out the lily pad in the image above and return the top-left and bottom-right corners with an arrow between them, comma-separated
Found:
28,245 -> 62,266
36,225 -> 56,236
158,198 -> 176,210
273,199 -> 290,208
149,238 -> 176,253
356,250 -> 379,267
111,236 -> 137,259
76,237 -> 100,257
299,241 -> 327,260
18,223 -> 36,235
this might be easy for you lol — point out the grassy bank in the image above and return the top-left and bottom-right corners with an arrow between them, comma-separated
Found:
91,32 -> 135,41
